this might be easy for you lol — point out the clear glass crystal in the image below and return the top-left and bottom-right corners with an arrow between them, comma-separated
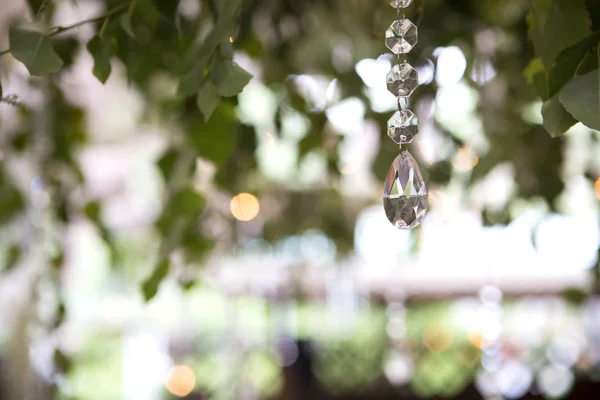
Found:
385,19 -> 418,55
383,151 -> 428,229
386,63 -> 419,97
387,0 -> 415,8
388,110 -> 419,144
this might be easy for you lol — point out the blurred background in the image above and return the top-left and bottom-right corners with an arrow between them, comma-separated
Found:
1,0 -> 600,399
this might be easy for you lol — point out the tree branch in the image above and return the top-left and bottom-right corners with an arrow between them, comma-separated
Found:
0,2 -> 129,56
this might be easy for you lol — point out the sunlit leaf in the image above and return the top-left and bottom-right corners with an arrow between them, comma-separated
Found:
9,25 -> 63,76
86,36 -> 112,83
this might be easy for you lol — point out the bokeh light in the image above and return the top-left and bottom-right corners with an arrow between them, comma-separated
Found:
165,365 -> 196,397
230,193 -> 260,221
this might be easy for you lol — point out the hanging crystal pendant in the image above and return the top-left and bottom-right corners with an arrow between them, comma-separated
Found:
383,150 -> 428,229
386,0 -> 415,7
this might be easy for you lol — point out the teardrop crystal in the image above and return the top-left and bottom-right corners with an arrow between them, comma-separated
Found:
383,151 -> 428,229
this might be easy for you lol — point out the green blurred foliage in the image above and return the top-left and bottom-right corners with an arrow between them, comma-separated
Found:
0,0 -> 599,304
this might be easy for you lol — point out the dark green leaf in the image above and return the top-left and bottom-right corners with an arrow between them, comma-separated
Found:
86,36 -> 112,83
27,0 -> 45,13
0,180 -> 24,224
542,94 -> 577,137
178,66 -> 206,96
4,245 -> 21,271
51,37 -> 79,68
51,251 -> 64,270
54,349 -> 72,374
177,0 -> 241,95
559,69 -> 600,130
523,58 -> 548,100
142,259 -> 170,301
561,288 -> 588,305
182,230 -> 214,264
528,0 -> 591,70
157,188 -> 205,234
120,13 -> 136,39
9,25 -> 63,76
189,104 -> 239,166
210,58 -> 252,97
158,150 -> 179,180
170,188 -> 205,215
548,30 -> 600,97
196,81 -> 221,121
84,202 -> 101,222
152,0 -> 180,22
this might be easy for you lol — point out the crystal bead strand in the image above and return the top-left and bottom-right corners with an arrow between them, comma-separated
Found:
382,0 -> 429,229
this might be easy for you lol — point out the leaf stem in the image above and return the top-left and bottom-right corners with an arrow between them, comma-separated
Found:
0,2 -> 130,56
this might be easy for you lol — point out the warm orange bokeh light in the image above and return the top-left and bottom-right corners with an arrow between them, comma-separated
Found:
468,330 -> 483,349
165,365 -> 196,397
595,178 -> 600,200
230,193 -> 260,221
452,146 -> 479,171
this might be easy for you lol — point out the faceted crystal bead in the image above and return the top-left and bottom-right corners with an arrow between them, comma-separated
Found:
383,151 -> 428,229
385,19 -> 418,55
388,110 -> 419,144
387,0 -> 414,7
386,63 -> 419,97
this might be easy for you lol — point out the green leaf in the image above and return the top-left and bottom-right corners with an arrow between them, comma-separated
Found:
196,81 -> 221,121
27,0 -> 45,14
158,150 -> 179,180
86,36 -> 112,83
54,349 -> 73,374
157,188 -> 205,234
170,188 -> 205,215
84,201 -> 101,222
528,0 -> 591,70
4,245 -> 21,271
542,94 -> 577,137
548,30 -> 600,97
559,69 -> 600,130
182,230 -> 214,264
210,58 -> 252,97
9,25 -> 63,76
177,0 -> 242,95
523,58 -> 548,99
152,0 -> 180,22
51,37 -> 79,68
189,104 -> 239,166
141,259 -> 170,301
120,13 -> 136,39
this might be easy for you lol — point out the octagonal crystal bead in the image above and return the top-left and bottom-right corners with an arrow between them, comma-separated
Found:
385,19 -> 418,55
386,63 -> 419,97
388,110 -> 419,144
386,0 -> 414,7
